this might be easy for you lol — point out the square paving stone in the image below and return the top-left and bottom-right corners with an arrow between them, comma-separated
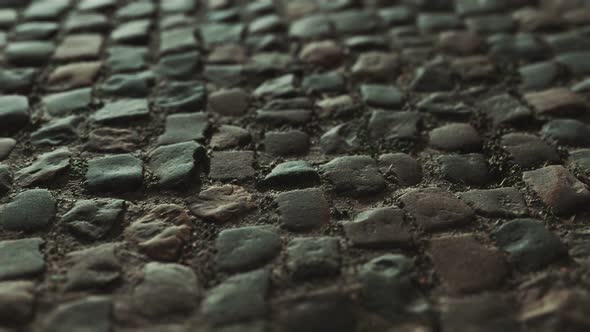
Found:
0,95 -> 30,133
0,189 -> 56,232
523,165 -> 590,215
286,237 -> 340,280
360,84 -> 405,109
430,235 -> 508,294
46,61 -> 102,91
215,225 -> 281,272
0,238 -> 44,281
320,155 -> 386,197
4,41 -> 55,66
85,154 -> 143,193
202,269 -> 270,326
157,113 -> 208,145
275,188 -> 330,231
524,88 -> 588,116
148,141 -> 208,189
264,130 -> 309,156
343,207 -> 413,248
92,99 -> 150,124
400,188 -> 475,232
501,133 -> 560,168
42,88 -> 92,117
53,34 -> 104,60
458,187 -> 528,218
493,219 -> 565,271
209,151 -> 255,181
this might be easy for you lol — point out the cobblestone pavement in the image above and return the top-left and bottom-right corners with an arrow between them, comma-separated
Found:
2,0 -> 590,331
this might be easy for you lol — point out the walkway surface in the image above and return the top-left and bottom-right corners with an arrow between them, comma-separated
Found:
1,0 -> 590,331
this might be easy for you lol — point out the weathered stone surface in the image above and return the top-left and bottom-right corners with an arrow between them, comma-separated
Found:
189,181 -> 253,222
480,94 -> 532,126
15,148 -> 71,186
155,81 -> 206,112
0,281 -> 35,325
343,207 -> 413,248
0,238 -> 44,280
210,125 -> 251,150
133,263 -> 200,317
209,151 -> 256,180
438,153 -> 490,186
202,269 -> 270,326
0,95 -> 29,133
493,219 -> 565,271
458,187 -> 528,217
42,297 -> 112,332
400,188 -> 474,232
524,88 -> 588,116
542,119 -> 590,146
0,189 -> 56,232
430,235 -> 509,293
216,225 -> 281,272
126,205 -> 192,261
368,111 -> 421,141
275,188 -> 330,230
264,130 -> 309,156
54,34 -> 104,60
360,84 -> 405,108
501,133 -> 560,168
62,199 -> 125,240
86,128 -> 139,153
378,153 -> 422,186
42,88 -> 92,117
85,154 -> 143,192
286,237 -> 340,280
523,165 -> 590,214
320,156 -> 386,197
46,62 -> 102,91
31,116 -> 84,146
208,88 -> 249,116
157,113 -> 208,145
320,124 -> 360,155
63,243 -> 122,292
92,99 -> 149,124
261,161 -> 320,189
429,123 -> 482,152
148,141 -> 208,189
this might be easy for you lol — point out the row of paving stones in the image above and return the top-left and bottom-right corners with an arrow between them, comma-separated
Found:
2,0 -> 590,331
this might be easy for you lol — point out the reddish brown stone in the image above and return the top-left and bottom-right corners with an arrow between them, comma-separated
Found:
524,88 -> 588,116
189,185 -> 255,222
430,235 -> 509,293
523,165 -> 590,214
85,128 -> 139,153
299,40 -> 343,67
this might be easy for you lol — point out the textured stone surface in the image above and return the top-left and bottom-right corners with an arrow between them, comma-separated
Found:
0,189 -> 56,232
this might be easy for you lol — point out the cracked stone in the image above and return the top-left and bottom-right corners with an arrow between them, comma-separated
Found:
62,199 -> 125,240
188,185 -> 255,222
126,204 -> 193,261
15,148 -> 71,187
